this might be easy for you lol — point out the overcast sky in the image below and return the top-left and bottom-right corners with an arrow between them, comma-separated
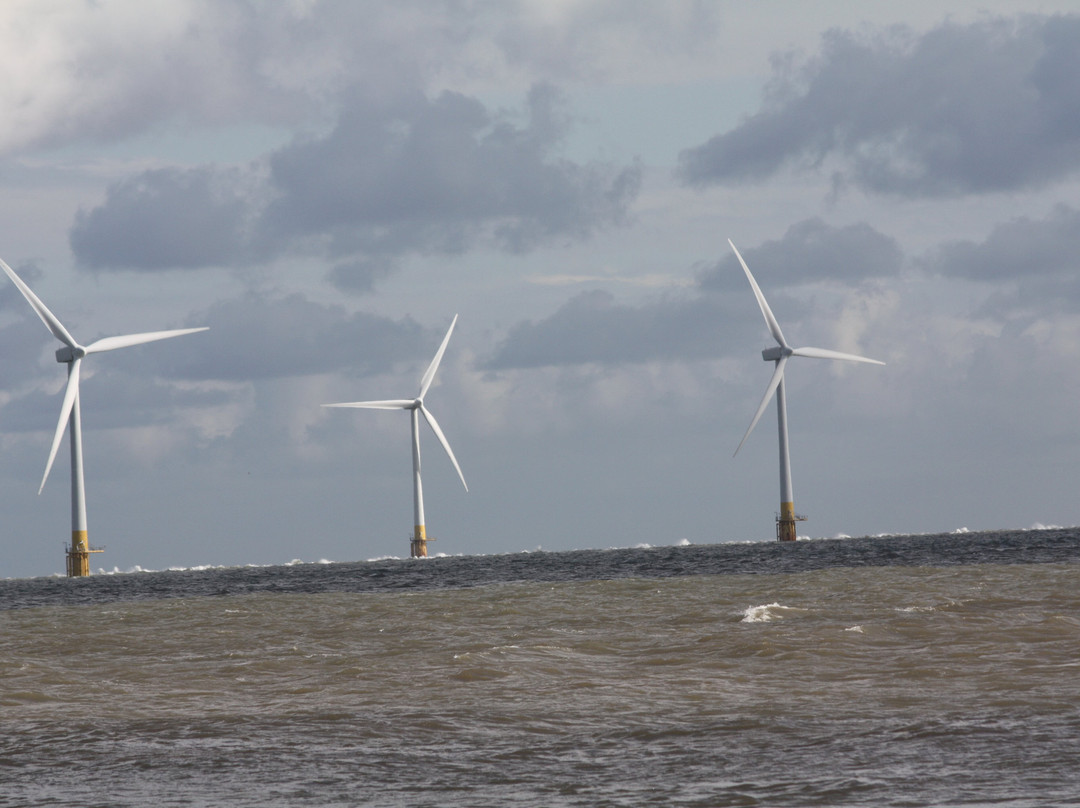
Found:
3,1 -> 1079,578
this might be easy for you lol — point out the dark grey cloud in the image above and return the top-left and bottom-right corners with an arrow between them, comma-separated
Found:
326,257 -> 398,295
678,15 -> 1080,196
700,218 -> 903,292
487,219 -> 900,371
69,85 -> 641,278
145,292 -> 431,382
926,204 -> 1080,281
485,289 -> 737,370
923,204 -> 1080,315
70,167 -> 250,269
260,84 -> 640,259
0,370 -> 227,435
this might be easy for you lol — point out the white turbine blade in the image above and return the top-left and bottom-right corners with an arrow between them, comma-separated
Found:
792,346 -> 885,365
419,404 -> 467,492
322,399 -> 414,410
728,239 -> 787,348
40,358 -> 81,494
0,257 -> 78,348
734,355 -> 788,457
84,326 -> 208,354
418,314 -> 458,399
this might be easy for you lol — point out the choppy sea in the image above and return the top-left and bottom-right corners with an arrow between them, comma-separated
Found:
2,528 -> 1078,807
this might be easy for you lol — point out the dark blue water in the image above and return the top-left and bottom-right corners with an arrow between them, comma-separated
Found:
3,528 -> 1077,610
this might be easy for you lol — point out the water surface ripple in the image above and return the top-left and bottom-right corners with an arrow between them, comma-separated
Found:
1,529 -> 1078,806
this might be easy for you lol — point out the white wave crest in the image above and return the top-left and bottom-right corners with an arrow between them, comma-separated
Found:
740,603 -> 805,623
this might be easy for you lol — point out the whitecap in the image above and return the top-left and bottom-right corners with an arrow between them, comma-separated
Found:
1029,522 -> 1063,531
741,603 -> 804,623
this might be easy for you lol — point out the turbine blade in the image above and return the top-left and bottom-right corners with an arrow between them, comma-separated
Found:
419,404 -> 467,492
40,358 -> 81,494
84,327 -> 208,354
792,346 -> 885,365
0,257 -> 78,348
418,314 -> 458,399
735,355 -> 787,457
728,239 -> 787,348
322,399 -> 414,410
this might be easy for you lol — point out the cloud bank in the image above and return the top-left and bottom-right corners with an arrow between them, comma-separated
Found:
678,16 -> 1080,196
69,85 -> 642,285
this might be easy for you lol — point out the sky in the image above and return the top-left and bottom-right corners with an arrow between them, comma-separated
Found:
2,0 -> 1080,578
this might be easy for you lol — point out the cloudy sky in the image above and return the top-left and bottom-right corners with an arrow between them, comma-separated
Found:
2,1 -> 1079,578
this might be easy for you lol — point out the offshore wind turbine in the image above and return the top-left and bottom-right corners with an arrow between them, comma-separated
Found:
323,315 -> 467,558
0,259 -> 208,576
728,239 -> 884,541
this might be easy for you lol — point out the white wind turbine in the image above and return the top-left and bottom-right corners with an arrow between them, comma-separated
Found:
323,315 -> 467,558
728,239 -> 884,541
0,259 -> 208,576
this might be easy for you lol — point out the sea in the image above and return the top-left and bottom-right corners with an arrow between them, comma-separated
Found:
1,528 -> 1078,807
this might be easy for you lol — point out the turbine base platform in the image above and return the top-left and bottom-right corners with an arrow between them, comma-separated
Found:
65,544 -> 104,577
776,512 -> 808,542
410,533 -> 435,558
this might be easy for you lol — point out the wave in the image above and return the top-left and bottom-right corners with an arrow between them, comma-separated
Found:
740,603 -> 808,623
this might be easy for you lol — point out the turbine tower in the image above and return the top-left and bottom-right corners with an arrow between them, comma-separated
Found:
728,239 -> 884,541
0,259 -> 208,575
324,315 -> 467,558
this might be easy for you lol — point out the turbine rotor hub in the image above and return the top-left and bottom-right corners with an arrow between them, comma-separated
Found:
55,345 -> 86,363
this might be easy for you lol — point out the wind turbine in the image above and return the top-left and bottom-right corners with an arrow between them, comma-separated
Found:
323,315 -> 467,558
728,239 -> 884,541
0,258 -> 208,576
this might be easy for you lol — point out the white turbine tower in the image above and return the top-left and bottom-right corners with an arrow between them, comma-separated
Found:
323,315 -> 467,558
0,259 -> 208,576
728,239 -> 884,541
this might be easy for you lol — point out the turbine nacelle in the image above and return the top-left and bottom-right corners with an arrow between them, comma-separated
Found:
56,345 -> 87,363
762,346 -> 788,362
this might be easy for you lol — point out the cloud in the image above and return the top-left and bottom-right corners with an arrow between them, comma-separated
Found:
485,289 -> 729,370
487,0 -> 720,84
325,257 -> 398,295
922,204 -> 1080,316
0,1 -> 319,154
260,83 -> 641,258
925,204 -> 1080,282
486,218 -> 901,370
69,167 -> 251,269
0,369 -> 227,436
678,15 -> 1080,196
0,1 -> 723,157
700,218 -> 903,291
147,292 -> 431,382
68,85 -> 641,274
